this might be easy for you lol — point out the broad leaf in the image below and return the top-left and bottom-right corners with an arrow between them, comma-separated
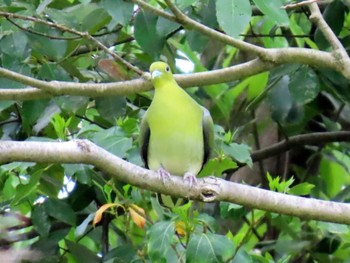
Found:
95,96 -> 127,124
222,142 -> 252,167
135,10 -> 165,57
102,0 -> 133,27
91,126 -> 133,157
44,198 -> 77,226
186,233 -> 234,263
289,66 -> 320,105
148,221 -> 176,262
65,239 -> 101,263
32,204 -> 51,237
216,0 -> 251,38
252,0 -> 289,26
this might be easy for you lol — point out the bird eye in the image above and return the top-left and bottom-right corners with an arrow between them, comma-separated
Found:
165,66 -> 170,72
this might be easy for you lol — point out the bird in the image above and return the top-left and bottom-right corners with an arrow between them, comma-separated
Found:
139,61 -> 214,186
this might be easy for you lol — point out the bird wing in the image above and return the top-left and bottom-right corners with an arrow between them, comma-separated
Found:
202,106 -> 214,166
139,114 -> 150,169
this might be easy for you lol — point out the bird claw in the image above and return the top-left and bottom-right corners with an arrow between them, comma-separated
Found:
157,168 -> 171,184
184,172 -> 197,188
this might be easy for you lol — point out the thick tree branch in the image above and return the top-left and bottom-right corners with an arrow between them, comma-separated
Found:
134,0 -> 350,78
0,59 -> 273,100
251,131 -> 350,162
1,140 -> 350,225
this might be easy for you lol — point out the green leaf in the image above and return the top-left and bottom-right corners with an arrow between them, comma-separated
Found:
0,55 -> 31,89
187,30 -> 210,53
67,183 -> 96,212
252,0 -> 289,26
260,18 -> 288,48
135,10 -> 165,57
55,96 -> 89,114
186,233 -> 234,263
222,143 -> 252,166
199,157 -> 237,177
33,101 -> 61,135
0,101 -> 15,111
27,31 -> 67,60
38,164 -> 64,197
65,239 -> 101,263
95,96 -> 127,124
63,164 -> 94,185
220,202 -> 246,220
267,172 -> 279,191
267,173 -> 295,193
232,247 -> 252,263
288,182 -> 315,196
3,174 -> 19,201
104,244 -> 136,262
32,204 -> 51,237
156,16 -> 179,37
91,126 -> 132,157
50,114 -> 70,140
289,66 -> 320,105
12,169 -> 43,206
21,100 -> 48,134
267,76 -> 293,123
44,198 -> 77,226
173,201 -> 193,220
246,72 -> 269,100
38,63 -> 71,81
216,0 -> 251,38
176,0 -> 196,9
0,31 -> 29,59
319,156 -> 349,198
318,222 -> 349,235
82,7 -> 110,34
102,0 -> 133,27
147,221 -> 176,262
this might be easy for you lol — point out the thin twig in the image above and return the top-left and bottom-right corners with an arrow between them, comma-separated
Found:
6,18 -> 81,40
308,2 -> 348,56
282,0 -> 318,9
0,11 -> 143,75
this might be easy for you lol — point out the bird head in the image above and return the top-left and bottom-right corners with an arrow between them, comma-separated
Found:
149,62 -> 173,86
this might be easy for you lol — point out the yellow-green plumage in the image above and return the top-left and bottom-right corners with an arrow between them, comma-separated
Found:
140,62 -> 214,182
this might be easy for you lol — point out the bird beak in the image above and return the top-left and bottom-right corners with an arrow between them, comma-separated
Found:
151,70 -> 162,79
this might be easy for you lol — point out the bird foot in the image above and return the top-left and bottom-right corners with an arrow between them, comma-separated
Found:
184,172 -> 197,188
157,168 -> 171,184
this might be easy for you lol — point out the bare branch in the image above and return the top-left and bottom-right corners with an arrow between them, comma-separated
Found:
282,0 -> 318,9
251,131 -> 350,162
0,59 -> 272,101
308,2 -> 350,75
308,3 -> 346,53
1,140 -> 350,224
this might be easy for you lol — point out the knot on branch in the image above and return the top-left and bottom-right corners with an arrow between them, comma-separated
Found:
75,139 -> 92,153
198,176 -> 222,202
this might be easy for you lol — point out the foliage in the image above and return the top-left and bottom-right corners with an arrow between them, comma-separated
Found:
0,0 -> 350,262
